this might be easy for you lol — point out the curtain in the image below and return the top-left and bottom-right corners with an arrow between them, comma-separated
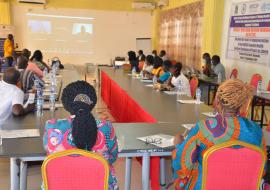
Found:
159,1 -> 204,69
0,1 -> 11,25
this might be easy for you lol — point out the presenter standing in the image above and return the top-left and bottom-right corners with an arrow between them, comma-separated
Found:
4,34 -> 15,67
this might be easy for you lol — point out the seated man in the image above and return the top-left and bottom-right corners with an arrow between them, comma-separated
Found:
0,68 -> 35,124
17,55 -> 44,93
211,55 -> 226,81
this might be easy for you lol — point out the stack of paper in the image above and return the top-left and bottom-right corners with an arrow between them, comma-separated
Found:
202,112 -> 218,118
0,129 -> 40,139
141,79 -> 153,83
145,84 -> 154,88
137,134 -> 174,148
164,91 -> 177,95
177,100 -> 203,104
182,124 -> 194,130
261,91 -> 270,94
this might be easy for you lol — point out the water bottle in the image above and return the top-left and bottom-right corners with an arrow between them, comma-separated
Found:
132,67 -> 136,77
257,80 -> 262,94
36,97 -> 44,117
196,88 -> 201,104
34,79 -> 39,89
140,70 -> 144,79
177,80 -> 182,102
49,93 -> 56,111
43,68 -> 48,78
152,76 -> 158,84
37,87 -> 43,98
217,72 -> 222,83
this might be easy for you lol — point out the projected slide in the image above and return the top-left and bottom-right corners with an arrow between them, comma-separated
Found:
26,13 -> 94,56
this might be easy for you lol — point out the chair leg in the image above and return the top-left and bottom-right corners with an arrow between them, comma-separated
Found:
20,161 -> 28,190
125,157 -> 132,190
160,157 -> 166,186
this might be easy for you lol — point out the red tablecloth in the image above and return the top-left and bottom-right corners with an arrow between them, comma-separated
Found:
101,71 -> 160,190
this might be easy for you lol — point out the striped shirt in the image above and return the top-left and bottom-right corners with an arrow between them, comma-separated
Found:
19,70 -> 44,93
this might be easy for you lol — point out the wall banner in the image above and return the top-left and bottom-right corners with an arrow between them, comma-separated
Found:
227,0 -> 270,66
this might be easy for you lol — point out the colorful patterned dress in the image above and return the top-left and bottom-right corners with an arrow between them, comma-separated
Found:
172,115 -> 266,190
43,117 -> 119,190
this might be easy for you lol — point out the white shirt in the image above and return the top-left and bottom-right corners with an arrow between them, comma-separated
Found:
143,65 -> 153,73
0,81 -> 24,125
171,73 -> 191,97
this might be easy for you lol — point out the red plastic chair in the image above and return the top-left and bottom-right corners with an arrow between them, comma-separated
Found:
138,61 -> 144,71
202,141 -> 266,190
267,80 -> 270,91
190,77 -> 199,99
250,74 -> 263,89
230,68 -> 238,79
42,149 -> 109,190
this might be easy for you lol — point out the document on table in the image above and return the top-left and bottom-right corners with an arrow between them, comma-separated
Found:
0,129 -> 40,139
260,90 -> 270,94
137,134 -> 175,148
182,124 -> 195,130
141,79 -> 153,83
43,103 -> 63,110
145,84 -> 154,88
202,112 -> 218,118
164,91 -> 177,95
177,100 -> 203,104
43,92 -> 58,96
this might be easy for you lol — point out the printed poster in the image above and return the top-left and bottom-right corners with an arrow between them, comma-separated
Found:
227,0 -> 270,67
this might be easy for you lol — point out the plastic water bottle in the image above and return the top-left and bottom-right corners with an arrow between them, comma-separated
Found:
34,79 -> 39,89
177,80 -> 183,102
132,67 -> 136,77
140,70 -> 144,79
152,76 -> 158,84
43,68 -> 48,78
257,80 -> 262,94
36,97 -> 44,117
49,93 -> 56,111
217,72 -> 222,83
196,88 -> 201,104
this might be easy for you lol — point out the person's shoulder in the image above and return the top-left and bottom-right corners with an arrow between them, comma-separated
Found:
45,118 -> 72,130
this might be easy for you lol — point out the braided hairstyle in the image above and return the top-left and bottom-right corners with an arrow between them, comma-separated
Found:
215,79 -> 254,116
61,81 -> 97,151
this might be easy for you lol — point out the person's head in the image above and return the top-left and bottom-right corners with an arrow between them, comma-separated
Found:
17,56 -> 29,70
212,55 -> 220,66
3,68 -> 21,86
152,50 -> 157,56
162,60 -> 172,72
138,50 -> 143,55
128,51 -> 137,61
159,50 -> 166,57
145,55 -> 154,66
7,34 -> 13,41
215,79 -> 254,117
153,56 -> 163,69
80,25 -> 86,33
61,81 -> 98,151
21,49 -> 31,59
30,50 -> 43,62
170,62 -> 182,77
202,53 -> 211,64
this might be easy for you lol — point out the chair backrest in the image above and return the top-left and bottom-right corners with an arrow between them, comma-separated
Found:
190,77 -> 199,98
202,141 -> 266,190
42,149 -> 109,190
230,68 -> 238,79
267,80 -> 270,91
123,63 -> 131,72
250,74 -> 262,89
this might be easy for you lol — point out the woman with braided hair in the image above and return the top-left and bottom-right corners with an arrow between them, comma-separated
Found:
172,79 -> 267,190
43,81 -> 119,189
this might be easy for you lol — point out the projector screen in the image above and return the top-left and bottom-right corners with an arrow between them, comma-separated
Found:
26,13 -> 94,57
12,6 -> 152,65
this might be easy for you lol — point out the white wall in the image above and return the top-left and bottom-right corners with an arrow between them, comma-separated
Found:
221,0 -> 270,88
11,5 -> 152,66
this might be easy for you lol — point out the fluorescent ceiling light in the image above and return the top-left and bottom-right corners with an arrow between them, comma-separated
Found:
26,13 -> 94,20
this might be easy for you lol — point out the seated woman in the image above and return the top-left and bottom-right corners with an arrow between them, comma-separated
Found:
157,60 -> 172,84
172,79 -> 266,190
30,50 -> 50,71
43,81 -> 119,190
167,62 -> 191,97
128,50 -> 139,73
141,55 -> 154,78
151,56 -> 163,78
